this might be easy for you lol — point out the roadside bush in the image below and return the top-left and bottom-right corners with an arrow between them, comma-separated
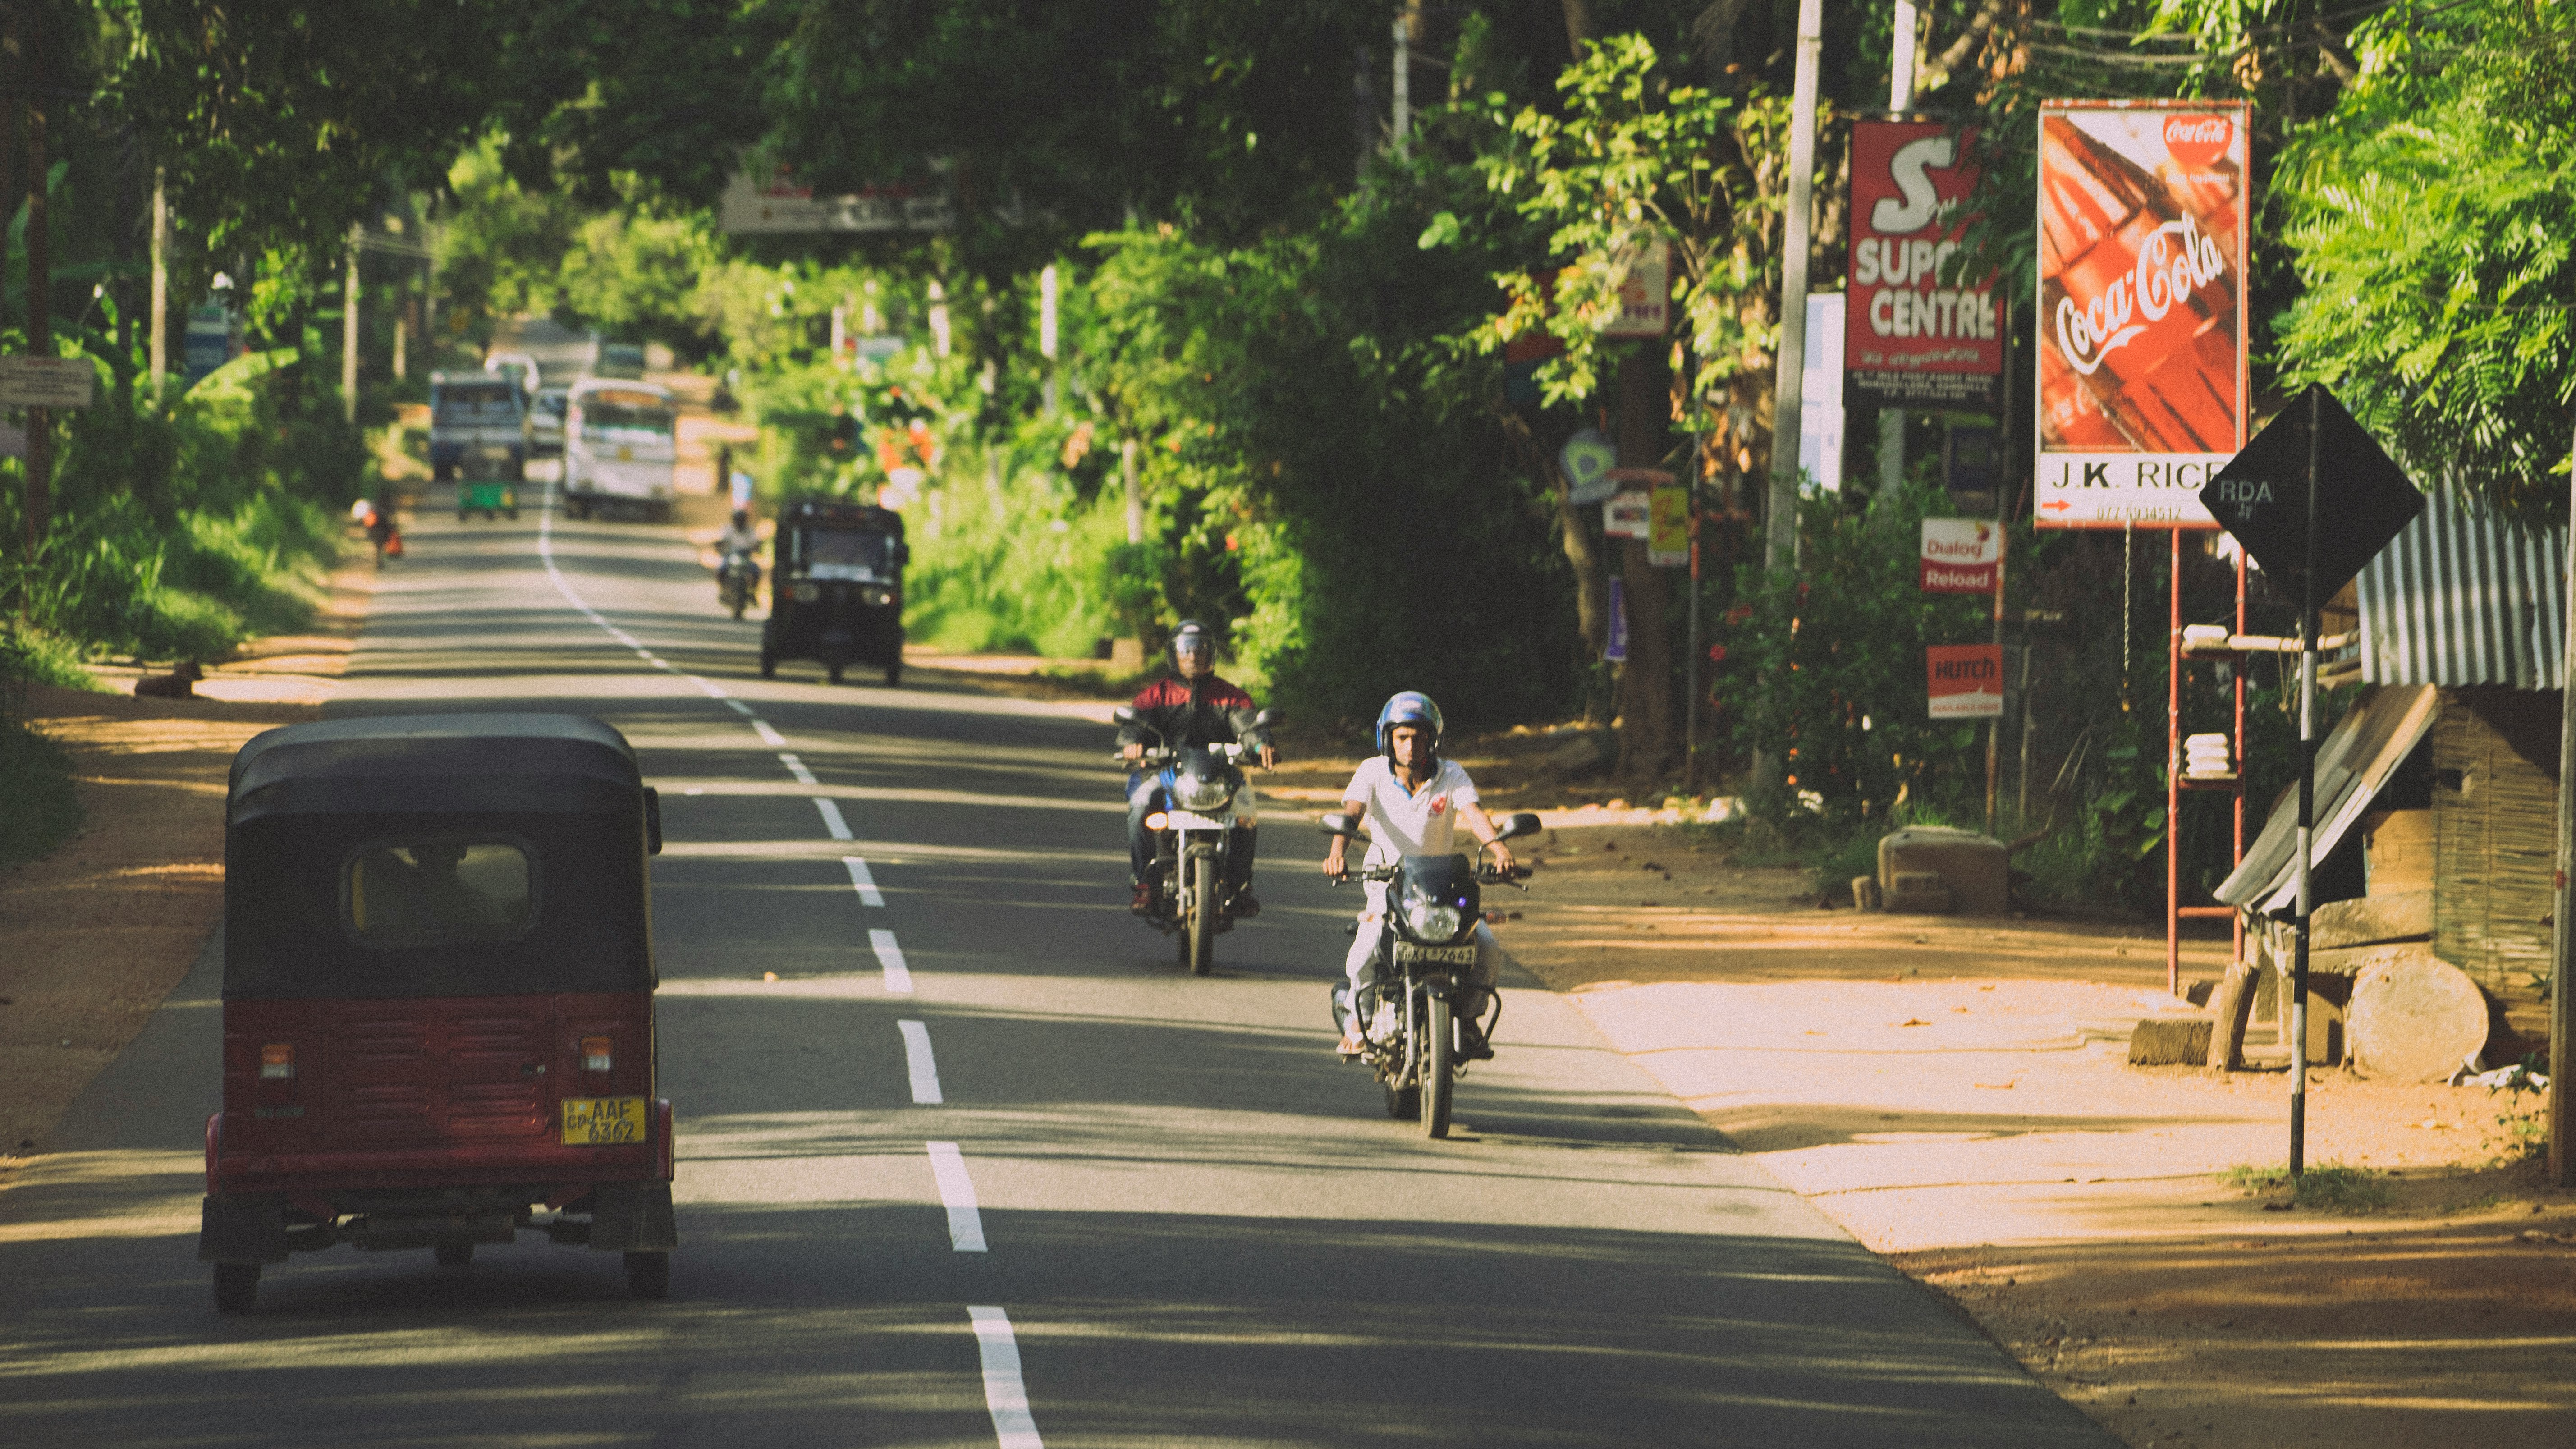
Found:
0,628 -> 82,867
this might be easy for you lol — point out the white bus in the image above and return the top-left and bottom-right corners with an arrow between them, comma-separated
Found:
561,378 -> 678,522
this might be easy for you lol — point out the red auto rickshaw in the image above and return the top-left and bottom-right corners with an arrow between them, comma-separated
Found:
199,713 -> 676,1311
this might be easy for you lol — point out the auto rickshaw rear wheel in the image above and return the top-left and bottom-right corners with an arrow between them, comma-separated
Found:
828,663 -> 845,685
883,661 -> 902,687
625,1251 -> 670,1300
758,651 -> 776,679
435,1241 -> 474,1268
213,1262 -> 259,1313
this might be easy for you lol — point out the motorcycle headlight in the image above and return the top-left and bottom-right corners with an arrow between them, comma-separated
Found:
1403,900 -> 1464,942
1174,772 -> 1232,812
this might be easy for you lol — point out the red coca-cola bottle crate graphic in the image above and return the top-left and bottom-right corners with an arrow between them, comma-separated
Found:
2037,110 -> 2246,456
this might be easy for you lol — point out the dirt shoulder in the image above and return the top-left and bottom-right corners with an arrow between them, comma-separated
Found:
1476,815 -> 2576,1449
0,563 -> 371,1182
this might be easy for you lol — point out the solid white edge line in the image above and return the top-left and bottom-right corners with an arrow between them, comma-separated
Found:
842,855 -> 885,907
779,752 -> 820,786
967,1307 -> 1043,1449
870,927 -> 914,994
753,719 -> 787,747
815,797 -> 853,840
897,1019 -> 943,1105
926,1143 -> 987,1253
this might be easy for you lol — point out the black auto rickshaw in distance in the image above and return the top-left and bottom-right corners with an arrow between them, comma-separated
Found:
200,713 -> 676,1312
760,498 -> 906,686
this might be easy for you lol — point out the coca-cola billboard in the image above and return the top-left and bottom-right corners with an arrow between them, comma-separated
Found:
2033,102 -> 2249,529
1846,120 -> 2003,408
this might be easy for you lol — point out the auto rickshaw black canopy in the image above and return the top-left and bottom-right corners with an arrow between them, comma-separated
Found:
224,714 -> 655,1000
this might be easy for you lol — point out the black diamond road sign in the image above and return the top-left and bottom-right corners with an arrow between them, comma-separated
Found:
2198,384 -> 2423,603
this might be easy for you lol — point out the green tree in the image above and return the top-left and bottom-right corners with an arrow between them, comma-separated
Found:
2271,0 -> 2576,517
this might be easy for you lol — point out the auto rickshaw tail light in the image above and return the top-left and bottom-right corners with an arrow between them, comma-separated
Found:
580,1036 -> 614,1072
259,1043 -> 295,1079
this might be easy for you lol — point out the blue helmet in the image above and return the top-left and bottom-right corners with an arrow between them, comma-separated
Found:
1375,691 -> 1444,766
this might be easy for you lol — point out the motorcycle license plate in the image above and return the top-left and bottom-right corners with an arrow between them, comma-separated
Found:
1393,943 -> 1478,966
561,1096 -> 647,1146
1164,811 -> 1225,830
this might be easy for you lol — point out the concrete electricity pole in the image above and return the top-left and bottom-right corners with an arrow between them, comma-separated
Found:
341,222 -> 360,424
1764,0 -> 1824,568
149,168 -> 167,401
1881,2 -> 1918,493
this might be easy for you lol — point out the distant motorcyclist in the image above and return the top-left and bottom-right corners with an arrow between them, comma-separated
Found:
1117,620 -> 1274,916
715,509 -> 762,617
718,508 -> 761,560
1323,691 -> 1514,1057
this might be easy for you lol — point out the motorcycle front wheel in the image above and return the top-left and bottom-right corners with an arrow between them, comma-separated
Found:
1184,853 -> 1216,976
1421,994 -> 1454,1138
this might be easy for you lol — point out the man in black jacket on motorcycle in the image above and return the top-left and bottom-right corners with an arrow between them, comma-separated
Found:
1117,620 -> 1274,917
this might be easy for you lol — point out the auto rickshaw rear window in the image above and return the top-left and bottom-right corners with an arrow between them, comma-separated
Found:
797,528 -> 890,575
344,839 -> 536,947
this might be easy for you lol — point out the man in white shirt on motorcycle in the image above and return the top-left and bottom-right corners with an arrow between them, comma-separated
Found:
1322,691 -> 1515,1057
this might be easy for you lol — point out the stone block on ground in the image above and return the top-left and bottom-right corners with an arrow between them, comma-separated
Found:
2310,890 -> 2433,950
1545,732 -> 1612,775
1851,875 -> 1881,911
1881,870 -> 1950,914
2347,945 -> 2491,1082
2129,1017 -> 2214,1066
1877,826 -> 2008,916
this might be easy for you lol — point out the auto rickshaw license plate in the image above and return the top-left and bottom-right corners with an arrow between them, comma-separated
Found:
1394,943 -> 1479,965
561,1096 -> 647,1146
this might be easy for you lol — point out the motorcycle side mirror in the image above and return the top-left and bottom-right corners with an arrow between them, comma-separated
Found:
1495,812 -> 1542,842
1111,706 -> 1139,727
1254,708 -> 1281,727
642,787 -> 664,855
1319,812 -> 1360,839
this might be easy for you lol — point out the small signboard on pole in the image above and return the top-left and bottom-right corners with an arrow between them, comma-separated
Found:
1920,518 -> 2001,593
1598,239 -> 1669,338
1927,644 -> 2005,719
1560,428 -> 1618,504
0,356 -> 95,408
1603,491 -> 1652,539
1648,478 -> 1690,566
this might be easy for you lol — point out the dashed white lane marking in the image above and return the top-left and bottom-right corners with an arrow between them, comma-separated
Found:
842,856 -> 885,907
927,1143 -> 987,1252
815,798 -> 853,839
968,1307 -> 1043,1448
723,698 -> 754,715
691,675 -> 731,700
779,752 -> 819,785
870,928 -> 914,993
752,719 -> 787,747
897,1020 -> 943,1105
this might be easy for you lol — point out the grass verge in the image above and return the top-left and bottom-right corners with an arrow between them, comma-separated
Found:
0,719 -> 83,868
2220,1161 -> 2395,1212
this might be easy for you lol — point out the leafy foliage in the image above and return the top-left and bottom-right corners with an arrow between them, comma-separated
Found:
2272,0 -> 2576,518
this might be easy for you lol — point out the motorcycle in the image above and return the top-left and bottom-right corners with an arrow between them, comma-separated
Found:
1112,705 -> 1276,976
1320,809 -> 1540,1138
717,550 -> 761,619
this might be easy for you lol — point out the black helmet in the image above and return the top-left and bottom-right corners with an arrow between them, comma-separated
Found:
1375,691 -> 1444,770
1168,620 -> 1215,671
730,509 -> 749,528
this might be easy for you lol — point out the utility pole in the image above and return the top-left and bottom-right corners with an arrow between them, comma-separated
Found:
1764,0 -> 1823,569
1039,264 -> 1059,416
149,167 -> 168,400
1390,9 -> 1411,158
341,222 -> 360,424
1881,1 -> 1918,494
23,3 -> 50,554
2545,252 -> 2576,1187
1122,437 -> 1142,544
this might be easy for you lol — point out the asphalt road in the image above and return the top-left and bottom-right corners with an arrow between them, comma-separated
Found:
0,494 -> 2114,1448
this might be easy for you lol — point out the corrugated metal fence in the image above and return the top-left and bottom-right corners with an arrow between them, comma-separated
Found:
2357,489 -> 2567,689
